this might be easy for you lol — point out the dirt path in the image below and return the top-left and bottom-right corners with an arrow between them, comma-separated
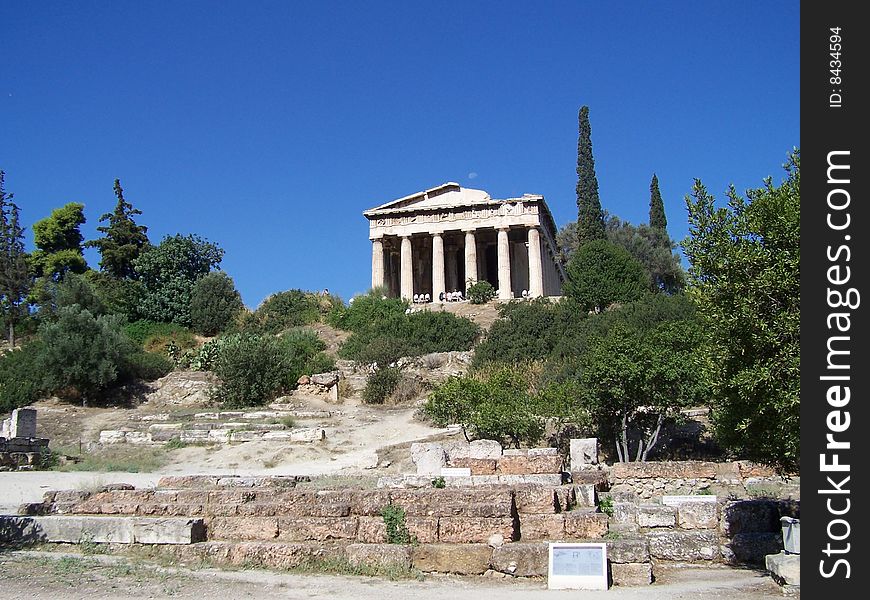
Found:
0,551 -> 784,600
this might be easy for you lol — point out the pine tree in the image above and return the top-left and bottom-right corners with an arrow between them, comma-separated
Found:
649,174 -> 668,232
87,179 -> 149,279
575,106 -> 606,247
0,171 -> 32,346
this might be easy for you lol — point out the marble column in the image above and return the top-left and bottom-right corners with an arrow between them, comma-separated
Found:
464,230 -> 478,286
446,246 -> 458,292
432,232 -> 445,301
527,227 -> 544,297
497,227 -> 512,299
400,236 -> 413,300
371,238 -> 385,290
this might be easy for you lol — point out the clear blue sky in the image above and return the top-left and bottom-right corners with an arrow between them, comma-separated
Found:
2,1 -> 799,308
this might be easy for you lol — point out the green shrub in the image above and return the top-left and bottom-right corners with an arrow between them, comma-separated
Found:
36,306 -> 139,404
190,272 -> 244,336
473,299 -> 576,367
363,367 -> 401,405
423,366 -> 548,448
431,476 -> 446,489
328,290 -> 407,333
467,280 -> 496,304
0,343 -> 45,412
209,334 -> 289,408
380,505 -> 412,544
563,239 -> 648,312
403,311 -> 479,355
126,351 -> 173,381
245,289 -> 326,334
209,330 -> 332,408
123,320 -> 195,347
189,339 -> 222,371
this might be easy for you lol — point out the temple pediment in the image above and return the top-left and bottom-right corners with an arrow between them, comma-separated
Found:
364,182 -> 498,215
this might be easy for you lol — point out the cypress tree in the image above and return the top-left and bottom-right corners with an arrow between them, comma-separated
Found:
87,179 -> 149,279
575,106 -> 606,247
0,171 -> 32,346
649,174 -> 668,232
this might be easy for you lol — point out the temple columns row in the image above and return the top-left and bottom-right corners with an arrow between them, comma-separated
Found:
372,226 -> 547,300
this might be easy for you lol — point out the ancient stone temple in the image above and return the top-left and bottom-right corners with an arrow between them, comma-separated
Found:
364,183 -> 564,300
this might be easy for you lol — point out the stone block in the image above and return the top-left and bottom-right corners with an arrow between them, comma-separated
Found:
766,551 -> 800,586
612,502 -> 638,525
721,499 -> 782,536
647,530 -> 719,561
636,505 -> 677,528
527,447 -> 559,457
276,517 -> 358,541
208,517 -> 278,541
357,515 -> 438,544
449,457 -> 497,475
513,486 -> 557,514
349,490 -> 393,516
310,371 -> 340,387
610,561 -> 652,586
574,484 -> 596,507
611,461 -> 717,480
410,442 -> 447,476
607,537 -> 650,563
491,542 -> 548,577
662,497 -> 718,529
738,461 -> 779,479
131,518 -> 206,544
99,430 -> 127,444
124,432 -> 152,445
10,408 -> 37,438
564,510 -> 608,538
571,469 -> 610,489
411,544 -> 492,574
346,543 -> 412,569
520,514 -> 564,540
290,427 -> 326,442
502,449 -> 526,456
469,439 -> 502,459
497,454 -> 563,475
180,430 -> 211,443
569,438 -> 598,467
438,517 -> 515,543
389,489 -> 513,518
229,430 -> 264,442
497,474 -> 563,486
722,532 -> 783,565
555,486 -> 576,511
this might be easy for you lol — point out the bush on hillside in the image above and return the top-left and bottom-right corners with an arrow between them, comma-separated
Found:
363,366 -> 401,405
190,272 -> 244,336
240,289 -> 341,334
209,330 -> 333,408
467,280 -> 496,304
0,343 -> 45,412
563,239 -> 648,312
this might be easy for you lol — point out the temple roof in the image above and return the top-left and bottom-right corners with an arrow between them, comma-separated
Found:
364,182 -> 543,216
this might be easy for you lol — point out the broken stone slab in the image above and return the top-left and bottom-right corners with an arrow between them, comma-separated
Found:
346,543 -> 411,569
469,439 -> 502,459
569,438 -> 598,467
262,431 -> 295,441
290,427 -> 326,442
612,502 -> 639,525
0,516 -> 205,544
636,505 -> 677,528
574,484 -> 596,508
662,495 -> 719,529
610,562 -> 652,586
124,432 -> 152,445
491,542 -> 548,577
448,457 -> 497,475
148,423 -> 184,432
229,431 -> 265,442
647,530 -> 719,561
207,429 -> 231,443
180,430 -> 211,443
410,442 -> 447,476
766,551 -> 800,586
310,371 -> 340,387
98,430 -> 127,445
496,454 -> 563,475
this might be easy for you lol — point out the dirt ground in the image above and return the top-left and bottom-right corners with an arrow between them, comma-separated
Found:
0,551 -> 785,600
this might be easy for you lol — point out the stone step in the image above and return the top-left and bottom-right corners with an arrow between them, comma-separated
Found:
0,515 -> 205,545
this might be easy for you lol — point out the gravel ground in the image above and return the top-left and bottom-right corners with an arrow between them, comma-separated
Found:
0,550 -> 786,600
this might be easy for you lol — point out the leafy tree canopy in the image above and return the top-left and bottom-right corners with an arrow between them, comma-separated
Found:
190,271 -> 244,336
682,150 -> 800,472
0,171 -> 32,346
563,239 -> 647,312
133,234 -> 224,326
30,202 -> 88,279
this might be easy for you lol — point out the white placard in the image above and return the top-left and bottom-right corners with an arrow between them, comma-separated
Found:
547,542 -> 608,590
440,467 -> 472,477
661,494 -> 717,505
